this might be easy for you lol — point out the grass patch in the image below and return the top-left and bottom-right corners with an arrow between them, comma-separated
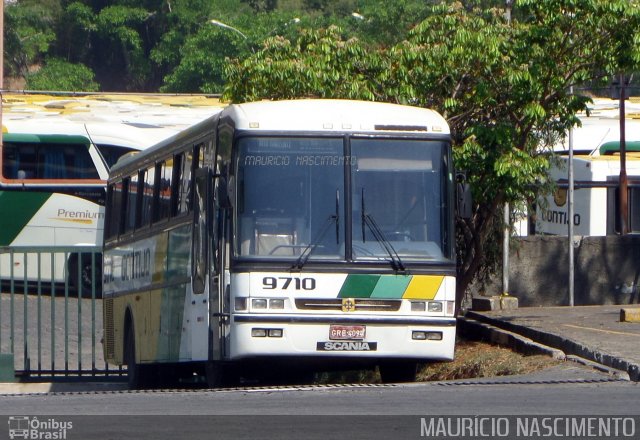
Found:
316,340 -> 560,384
416,340 -> 560,382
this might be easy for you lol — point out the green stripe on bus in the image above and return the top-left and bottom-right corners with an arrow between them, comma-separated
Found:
0,191 -> 52,246
157,285 -> 187,362
338,274 -> 380,298
370,275 -> 412,298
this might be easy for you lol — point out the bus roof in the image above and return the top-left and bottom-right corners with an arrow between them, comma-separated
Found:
108,100 -> 451,180
552,97 -> 640,154
599,140 -> 640,155
2,92 -> 225,150
224,99 -> 450,134
3,132 -> 91,145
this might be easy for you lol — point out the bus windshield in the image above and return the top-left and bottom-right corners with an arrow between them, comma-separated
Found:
351,138 -> 451,263
235,136 -> 452,264
236,137 -> 346,260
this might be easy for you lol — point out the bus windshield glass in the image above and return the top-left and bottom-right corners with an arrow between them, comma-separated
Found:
236,137 -> 346,260
235,136 -> 452,264
351,138 -> 451,263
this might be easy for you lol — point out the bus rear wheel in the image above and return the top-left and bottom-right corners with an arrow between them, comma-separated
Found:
378,361 -> 418,384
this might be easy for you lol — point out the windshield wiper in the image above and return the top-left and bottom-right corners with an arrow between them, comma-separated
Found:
361,188 -> 406,273
293,189 -> 340,270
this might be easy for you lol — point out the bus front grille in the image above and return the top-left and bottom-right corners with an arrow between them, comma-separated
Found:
294,298 -> 402,312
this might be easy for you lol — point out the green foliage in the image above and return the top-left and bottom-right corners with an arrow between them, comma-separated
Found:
302,0 -> 356,15
5,0 -> 640,304
160,27 -> 245,93
4,1 -> 57,77
25,58 -> 99,91
241,0 -> 278,12
222,0 -> 640,302
224,25 -> 385,101
356,0 -> 436,46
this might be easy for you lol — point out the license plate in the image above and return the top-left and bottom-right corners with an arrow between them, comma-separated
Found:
329,325 -> 366,340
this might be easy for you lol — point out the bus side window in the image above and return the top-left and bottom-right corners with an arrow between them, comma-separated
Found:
155,161 -> 173,222
170,154 -> 182,217
117,179 -> 128,236
2,143 -> 36,179
125,172 -> 139,232
68,145 -> 99,179
177,147 -> 197,215
105,184 -> 116,239
139,167 -> 155,227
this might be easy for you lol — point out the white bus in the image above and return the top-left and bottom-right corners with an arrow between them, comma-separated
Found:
102,99 -> 459,388
0,93 -> 224,293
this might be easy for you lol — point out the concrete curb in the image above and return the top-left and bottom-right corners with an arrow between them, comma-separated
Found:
0,381 -> 128,395
465,311 -> 639,381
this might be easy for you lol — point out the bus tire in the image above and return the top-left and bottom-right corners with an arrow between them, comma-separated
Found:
68,253 -> 103,298
124,323 -> 144,390
205,362 -> 224,388
378,361 -> 418,383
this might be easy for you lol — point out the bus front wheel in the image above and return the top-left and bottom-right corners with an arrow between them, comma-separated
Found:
124,325 -> 143,389
378,361 -> 418,384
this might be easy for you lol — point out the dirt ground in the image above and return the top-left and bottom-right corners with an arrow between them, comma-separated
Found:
416,340 -> 560,381
316,339 -> 560,384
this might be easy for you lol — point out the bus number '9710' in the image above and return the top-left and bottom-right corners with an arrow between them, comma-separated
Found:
263,277 -> 316,290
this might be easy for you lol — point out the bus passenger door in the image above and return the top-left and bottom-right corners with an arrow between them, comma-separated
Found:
209,171 -> 228,362
191,168 -> 211,361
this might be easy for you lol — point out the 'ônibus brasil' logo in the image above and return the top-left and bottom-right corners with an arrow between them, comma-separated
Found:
8,416 -> 73,439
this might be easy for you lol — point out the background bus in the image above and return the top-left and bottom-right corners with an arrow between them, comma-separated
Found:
537,142 -> 640,236
103,99 -> 458,388
536,96 -> 640,236
0,93 -> 224,294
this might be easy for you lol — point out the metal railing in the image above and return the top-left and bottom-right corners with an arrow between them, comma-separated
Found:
0,246 -> 124,379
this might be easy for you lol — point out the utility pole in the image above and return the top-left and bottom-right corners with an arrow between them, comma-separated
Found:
1,0 -> 4,153
618,73 -> 628,235
568,86 -> 575,306
502,0 -> 513,297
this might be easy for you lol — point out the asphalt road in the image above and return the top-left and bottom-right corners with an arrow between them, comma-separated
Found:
0,363 -> 638,440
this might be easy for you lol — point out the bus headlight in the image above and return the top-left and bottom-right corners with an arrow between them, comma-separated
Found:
412,331 -> 443,341
270,299 -> 285,309
427,301 -> 443,312
411,301 -> 426,312
251,328 -> 267,337
235,297 -> 248,311
252,299 -> 268,309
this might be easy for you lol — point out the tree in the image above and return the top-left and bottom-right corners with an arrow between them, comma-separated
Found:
224,25 -> 385,101
25,58 -> 99,91
159,26 -> 246,93
223,0 -> 640,309
4,0 -> 58,78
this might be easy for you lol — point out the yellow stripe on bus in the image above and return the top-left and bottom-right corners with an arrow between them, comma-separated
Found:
51,217 -> 94,225
402,275 -> 444,300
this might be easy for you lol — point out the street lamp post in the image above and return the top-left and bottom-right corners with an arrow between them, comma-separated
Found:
209,19 -> 248,40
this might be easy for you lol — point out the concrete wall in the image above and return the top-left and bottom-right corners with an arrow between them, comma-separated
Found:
481,235 -> 640,306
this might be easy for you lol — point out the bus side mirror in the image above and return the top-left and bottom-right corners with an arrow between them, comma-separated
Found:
456,173 -> 472,219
